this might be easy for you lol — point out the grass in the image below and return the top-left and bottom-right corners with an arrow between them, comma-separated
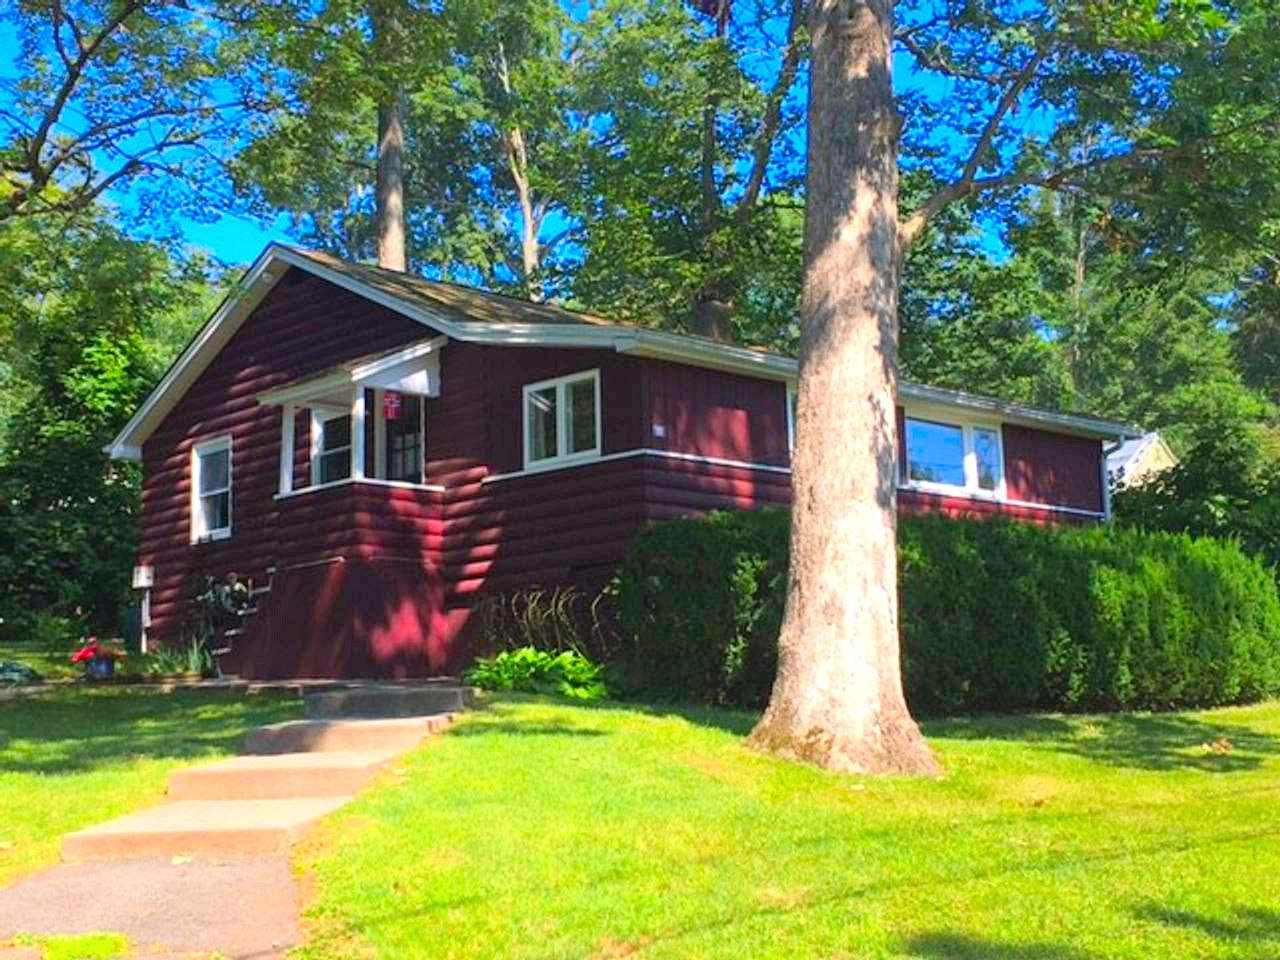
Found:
9,933 -> 130,960
0,642 -> 81,681
0,687 -> 302,887
294,695 -> 1280,960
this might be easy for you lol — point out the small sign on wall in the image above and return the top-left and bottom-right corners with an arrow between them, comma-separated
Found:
132,565 -> 154,589
383,390 -> 403,420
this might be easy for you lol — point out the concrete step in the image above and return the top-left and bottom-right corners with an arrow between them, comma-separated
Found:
243,714 -> 454,755
61,798 -> 350,862
304,684 -> 473,719
167,750 -> 399,801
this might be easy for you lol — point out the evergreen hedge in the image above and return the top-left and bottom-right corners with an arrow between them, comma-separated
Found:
613,510 -> 1280,714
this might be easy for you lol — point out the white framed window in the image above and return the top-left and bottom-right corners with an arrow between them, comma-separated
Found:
312,408 -> 353,485
523,369 -> 601,469
191,436 -> 232,542
903,415 -> 1006,498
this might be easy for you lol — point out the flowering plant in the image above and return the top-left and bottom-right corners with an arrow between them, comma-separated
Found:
70,637 -> 127,665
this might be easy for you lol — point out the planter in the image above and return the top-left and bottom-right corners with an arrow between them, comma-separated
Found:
85,656 -> 116,681
144,672 -> 202,685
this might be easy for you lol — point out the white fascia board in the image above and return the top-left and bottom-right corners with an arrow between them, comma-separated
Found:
899,382 -> 1138,440
348,335 -> 448,380
269,246 -> 466,336
451,321 -> 798,381
255,336 -> 450,407
621,330 -> 797,381
105,247 -> 284,459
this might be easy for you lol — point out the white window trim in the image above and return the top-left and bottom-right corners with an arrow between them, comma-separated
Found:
522,368 -> 603,470
191,435 -> 233,543
311,405 -> 354,487
901,413 -> 1008,501
785,387 -> 796,454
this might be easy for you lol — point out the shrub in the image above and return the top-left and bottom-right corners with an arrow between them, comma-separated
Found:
464,647 -> 609,701
614,510 -> 1280,714
613,509 -> 789,708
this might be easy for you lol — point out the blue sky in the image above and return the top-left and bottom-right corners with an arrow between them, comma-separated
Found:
1,4 -> 1029,268
0,20 -> 291,266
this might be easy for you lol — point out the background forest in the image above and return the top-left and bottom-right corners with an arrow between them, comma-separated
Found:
2,0 -> 1279,640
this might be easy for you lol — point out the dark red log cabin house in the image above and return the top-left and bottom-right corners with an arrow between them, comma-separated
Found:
107,244 -> 1136,679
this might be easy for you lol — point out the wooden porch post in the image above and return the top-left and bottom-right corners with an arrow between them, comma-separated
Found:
279,403 -> 295,496
352,388 -> 367,481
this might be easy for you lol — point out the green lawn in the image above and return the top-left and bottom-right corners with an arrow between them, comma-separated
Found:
0,642 -> 81,681
0,687 -> 302,887
294,696 -> 1280,960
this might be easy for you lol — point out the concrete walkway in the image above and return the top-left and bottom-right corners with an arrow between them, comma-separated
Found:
0,684 -> 470,959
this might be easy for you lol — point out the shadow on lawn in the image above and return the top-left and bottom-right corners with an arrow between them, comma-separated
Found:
0,688 -> 300,775
904,932 -> 1094,960
925,710 -> 1280,773
447,699 -> 609,738
1137,903 -> 1280,946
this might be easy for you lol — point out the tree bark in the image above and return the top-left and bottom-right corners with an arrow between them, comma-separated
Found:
747,0 -> 939,776
496,40 -> 545,302
376,91 -> 407,271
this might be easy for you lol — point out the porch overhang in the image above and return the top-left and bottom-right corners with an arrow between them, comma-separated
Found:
255,336 -> 446,408
255,336 -> 444,497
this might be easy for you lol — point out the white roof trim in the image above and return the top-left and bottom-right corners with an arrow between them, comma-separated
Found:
107,242 -> 1138,460
105,249 -> 284,460
255,335 -> 449,407
898,383 -> 1137,440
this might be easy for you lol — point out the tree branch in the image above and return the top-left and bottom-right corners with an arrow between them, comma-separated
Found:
27,0 -> 145,173
899,111 -> 1280,248
899,47 -> 1048,247
737,0 -> 805,225
895,30 -> 1012,86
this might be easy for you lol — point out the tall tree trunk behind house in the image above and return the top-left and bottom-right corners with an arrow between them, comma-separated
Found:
692,0 -> 733,342
376,92 -> 407,271
747,0 -> 939,776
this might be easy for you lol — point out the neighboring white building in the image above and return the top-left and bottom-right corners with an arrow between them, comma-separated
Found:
1108,432 -> 1178,488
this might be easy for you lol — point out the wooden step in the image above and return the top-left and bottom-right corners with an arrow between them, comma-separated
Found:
303,684 -> 473,719
61,798 -> 350,862
243,715 -> 454,755
167,750 -> 399,801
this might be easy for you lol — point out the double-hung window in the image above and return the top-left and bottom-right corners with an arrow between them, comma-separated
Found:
903,415 -> 1004,497
313,410 -> 353,485
192,437 -> 232,542
384,393 -> 423,482
523,369 -> 601,469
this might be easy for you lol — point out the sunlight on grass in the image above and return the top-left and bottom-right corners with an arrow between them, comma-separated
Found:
0,688 -> 302,888
294,696 -> 1280,960
11,932 -> 130,960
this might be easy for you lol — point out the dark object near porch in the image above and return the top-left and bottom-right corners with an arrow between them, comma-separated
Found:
0,661 -> 42,685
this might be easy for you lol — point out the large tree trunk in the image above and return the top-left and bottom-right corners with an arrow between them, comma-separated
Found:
747,0 -> 939,776
376,92 -> 407,271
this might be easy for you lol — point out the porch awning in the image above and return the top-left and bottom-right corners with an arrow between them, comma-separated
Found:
255,335 -> 445,408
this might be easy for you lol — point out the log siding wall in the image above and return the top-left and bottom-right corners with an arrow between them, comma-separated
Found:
137,271 -> 1110,677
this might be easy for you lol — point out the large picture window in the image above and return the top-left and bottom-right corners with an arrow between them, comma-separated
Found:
523,369 -> 601,469
904,416 -> 1005,496
192,436 -> 232,542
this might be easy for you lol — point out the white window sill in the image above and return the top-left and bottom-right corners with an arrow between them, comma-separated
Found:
901,481 -> 1005,502
275,477 -> 445,500
520,450 -> 603,475
191,529 -> 232,544
900,484 -> 1105,519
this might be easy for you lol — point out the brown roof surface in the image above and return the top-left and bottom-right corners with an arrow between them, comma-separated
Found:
289,248 -> 614,328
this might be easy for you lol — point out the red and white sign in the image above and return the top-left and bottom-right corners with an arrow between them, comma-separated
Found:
383,390 -> 403,420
